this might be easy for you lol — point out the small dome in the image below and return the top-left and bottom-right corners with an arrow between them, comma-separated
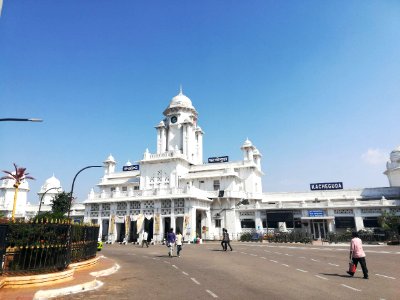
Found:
241,138 -> 253,148
390,146 -> 400,163
155,120 -> 165,128
104,154 -> 115,163
125,160 -> 132,166
253,148 -> 262,157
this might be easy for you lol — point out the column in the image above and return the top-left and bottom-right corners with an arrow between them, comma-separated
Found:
182,124 -> 187,157
205,210 -> 212,240
171,199 -> 176,231
255,210 -> 263,232
157,128 -> 161,154
353,208 -> 364,231
161,127 -> 166,153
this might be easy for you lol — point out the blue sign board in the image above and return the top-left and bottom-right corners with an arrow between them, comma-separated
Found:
308,210 -> 324,217
208,156 -> 229,163
310,182 -> 343,191
123,165 -> 139,171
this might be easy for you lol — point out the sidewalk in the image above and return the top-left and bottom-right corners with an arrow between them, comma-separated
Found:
0,255 -> 117,300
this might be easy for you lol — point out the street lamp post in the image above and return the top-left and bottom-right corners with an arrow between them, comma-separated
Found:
0,118 -> 43,122
67,165 -> 102,219
38,187 -> 62,214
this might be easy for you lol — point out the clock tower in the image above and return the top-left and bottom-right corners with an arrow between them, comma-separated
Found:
155,88 -> 203,164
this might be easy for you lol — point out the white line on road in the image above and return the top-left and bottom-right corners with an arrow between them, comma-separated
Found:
242,252 -> 248,254
164,261 -> 170,264
311,259 -> 320,262
340,284 -> 361,292
285,254 -> 293,256
264,250 -> 271,253
281,264 -> 289,267
250,254 -> 257,257
296,269 -> 308,273
172,265 -> 179,269
375,274 -> 396,280
270,260 -> 278,263
274,252 -> 282,255
260,257 -> 266,259
182,271 -> 189,276
206,290 -> 219,298
328,263 -> 339,267
152,258 -> 160,261
191,278 -> 201,285
315,275 -> 328,280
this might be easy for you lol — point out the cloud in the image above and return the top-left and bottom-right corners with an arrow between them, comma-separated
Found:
361,149 -> 388,166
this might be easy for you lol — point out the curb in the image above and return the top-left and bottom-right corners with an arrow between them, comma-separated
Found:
33,279 -> 104,300
90,263 -> 120,277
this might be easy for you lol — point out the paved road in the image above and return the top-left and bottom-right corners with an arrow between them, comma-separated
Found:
59,242 -> 400,300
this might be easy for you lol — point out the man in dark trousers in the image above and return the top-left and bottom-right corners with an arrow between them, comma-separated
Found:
347,231 -> 369,279
222,228 -> 233,251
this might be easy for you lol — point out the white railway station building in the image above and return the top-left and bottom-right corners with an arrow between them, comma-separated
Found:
82,90 -> 400,243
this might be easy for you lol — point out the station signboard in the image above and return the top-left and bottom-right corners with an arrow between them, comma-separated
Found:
310,182 -> 343,191
308,210 -> 324,217
208,156 -> 229,163
123,165 -> 139,171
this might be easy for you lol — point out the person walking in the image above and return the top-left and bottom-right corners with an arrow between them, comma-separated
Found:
223,228 -> 232,251
167,228 -> 176,257
176,230 -> 183,257
347,231 -> 369,279
141,230 -> 149,248
221,228 -> 226,250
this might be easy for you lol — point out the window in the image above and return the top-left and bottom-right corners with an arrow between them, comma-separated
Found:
241,219 -> 255,228
134,186 -> 139,190
363,217 -> 379,228
213,180 -> 220,191
335,217 -> 355,229
215,219 -> 221,228
122,186 -> 127,192
110,187 -> 116,192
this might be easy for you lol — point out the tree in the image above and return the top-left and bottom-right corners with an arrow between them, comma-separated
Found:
51,192 -> 72,215
378,210 -> 400,237
1,163 -> 35,221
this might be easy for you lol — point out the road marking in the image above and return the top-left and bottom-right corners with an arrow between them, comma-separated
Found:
206,290 -> 219,298
270,260 -> 278,263
341,284 -> 361,292
164,261 -> 170,264
296,269 -> 308,273
260,257 -> 266,259
285,254 -> 293,256
281,264 -> 289,267
182,271 -> 189,276
242,252 -> 248,255
375,274 -> 396,279
311,259 -> 320,262
328,263 -> 339,267
274,252 -> 282,255
191,278 -> 200,285
172,265 -> 179,269
315,275 -> 328,280
264,250 -> 271,253
250,254 -> 257,257
152,258 -> 160,261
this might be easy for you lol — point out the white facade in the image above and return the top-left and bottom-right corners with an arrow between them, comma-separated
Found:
83,90 -> 400,243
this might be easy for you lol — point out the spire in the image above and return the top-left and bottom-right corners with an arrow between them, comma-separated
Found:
179,84 -> 183,95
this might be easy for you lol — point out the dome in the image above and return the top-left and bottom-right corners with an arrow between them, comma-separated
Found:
170,90 -> 193,108
44,175 -> 61,188
125,160 -> 132,166
253,148 -> 262,157
390,146 -> 400,163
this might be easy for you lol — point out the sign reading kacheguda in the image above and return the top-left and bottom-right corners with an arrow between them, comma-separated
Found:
310,182 -> 343,191
208,156 -> 229,163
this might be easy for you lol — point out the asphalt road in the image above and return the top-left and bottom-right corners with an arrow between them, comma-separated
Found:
59,242 -> 400,300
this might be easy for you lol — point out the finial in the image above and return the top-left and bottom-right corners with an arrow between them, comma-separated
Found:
179,84 -> 183,95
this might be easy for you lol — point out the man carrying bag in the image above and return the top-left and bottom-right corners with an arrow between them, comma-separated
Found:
347,231 -> 369,279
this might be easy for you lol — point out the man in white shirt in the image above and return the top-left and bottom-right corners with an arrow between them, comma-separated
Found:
176,230 -> 183,257
142,231 -> 149,248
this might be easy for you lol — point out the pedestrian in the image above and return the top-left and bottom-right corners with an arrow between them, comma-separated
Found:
167,228 -> 176,257
223,228 -> 232,251
176,230 -> 183,257
141,230 -> 149,248
221,228 -> 226,250
347,231 -> 368,279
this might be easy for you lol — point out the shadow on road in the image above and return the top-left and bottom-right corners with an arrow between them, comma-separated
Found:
210,249 -> 226,252
320,273 -> 353,278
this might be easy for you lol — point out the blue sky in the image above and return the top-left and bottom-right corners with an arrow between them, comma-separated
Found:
1,1 -> 399,203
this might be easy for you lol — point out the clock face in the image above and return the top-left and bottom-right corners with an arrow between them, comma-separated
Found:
171,116 -> 177,124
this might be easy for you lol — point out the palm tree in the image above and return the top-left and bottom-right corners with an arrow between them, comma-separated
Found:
1,163 -> 35,221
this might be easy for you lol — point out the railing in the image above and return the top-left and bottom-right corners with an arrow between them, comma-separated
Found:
0,222 -> 99,275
